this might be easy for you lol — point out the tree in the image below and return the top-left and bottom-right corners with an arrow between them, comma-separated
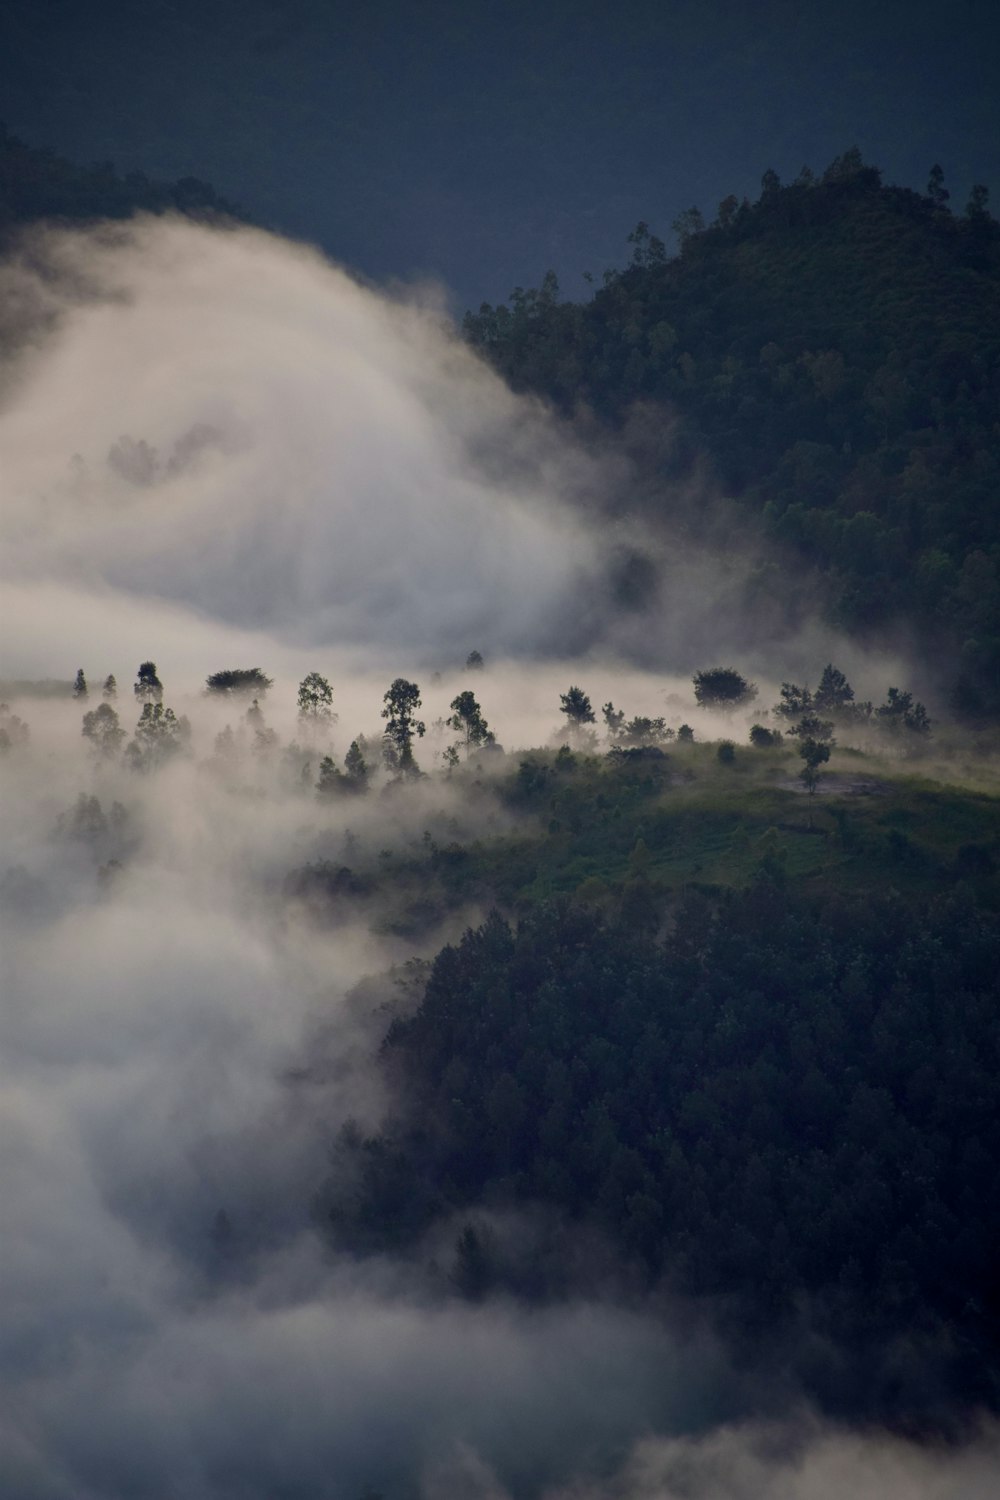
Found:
344,739 -> 369,790
602,702 -> 625,740
72,669 -> 88,700
677,723 -> 694,742
125,702 -> 183,771
382,679 -> 425,773
82,702 -> 125,759
134,661 -> 163,703
559,686 -> 596,740
749,724 -> 782,748
297,672 -> 335,725
0,703 -> 30,751
672,206 -> 705,246
621,715 -> 671,748
448,691 -> 493,756
102,674 -> 117,700
316,755 -> 344,798
798,737 -> 831,794
966,183 -> 991,220
245,698 -> 278,756
465,650 -> 485,671
877,687 -> 931,736
206,667 -> 273,697
774,682 -> 813,721
927,163 -> 950,208
814,663 -> 854,714
788,712 -> 834,745
692,667 -> 758,712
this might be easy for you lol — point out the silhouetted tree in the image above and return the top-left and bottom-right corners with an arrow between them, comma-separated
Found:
448,691 -> 493,755
206,667 -> 272,696
814,664 -> 854,713
693,667 -> 757,711
382,679 -> 425,773
559,686 -> 596,740
72,669 -> 88,700
134,661 -> 163,703
297,672 -> 335,725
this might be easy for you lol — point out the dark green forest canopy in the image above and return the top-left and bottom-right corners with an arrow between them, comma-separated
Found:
464,154 -> 1000,717
328,881 -> 1000,1425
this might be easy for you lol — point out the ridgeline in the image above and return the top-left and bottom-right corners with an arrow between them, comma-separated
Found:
465,151 -> 1000,717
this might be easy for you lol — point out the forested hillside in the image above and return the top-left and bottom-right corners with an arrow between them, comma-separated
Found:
465,152 -> 1000,717
0,124 -> 236,236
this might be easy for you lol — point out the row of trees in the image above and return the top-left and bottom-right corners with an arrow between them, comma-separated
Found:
19,660 -> 932,791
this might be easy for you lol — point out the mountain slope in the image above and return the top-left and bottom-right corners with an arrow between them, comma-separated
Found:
465,153 -> 1000,715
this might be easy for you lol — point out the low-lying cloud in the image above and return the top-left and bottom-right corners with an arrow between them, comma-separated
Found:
0,214 -> 965,1497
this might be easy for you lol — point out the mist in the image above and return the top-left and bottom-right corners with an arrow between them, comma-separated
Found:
0,214 -> 977,1497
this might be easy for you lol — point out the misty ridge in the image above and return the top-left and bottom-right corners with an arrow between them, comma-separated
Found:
1,207 -> 1000,1500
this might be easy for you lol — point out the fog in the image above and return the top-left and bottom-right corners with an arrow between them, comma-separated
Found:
0,215 -> 970,1496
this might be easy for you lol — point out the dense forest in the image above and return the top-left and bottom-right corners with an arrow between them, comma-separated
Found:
464,152 -> 1000,719
12,653 -> 979,1432
3,132 -> 1000,1491
0,123 -> 237,237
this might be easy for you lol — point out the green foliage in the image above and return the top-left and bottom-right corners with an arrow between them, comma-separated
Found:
693,667 -> 757,710
877,687 -> 932,735
749,724 -> 781,747
716,740 -> 736,764
134,661 -> 163,704
331,884 -> 1000,1416
447,690 -> 493,755
72,669 -> 87,700
297,672 -> 335,722
344,739 -> 369,789
798,736 -> 832,793
813,663 -> 854,712
316,755 -> 344,798
382,679 -> 425,773
559,685 -> 596,727
206,667 -> 273,697
464,153 -> 1000,714
775,682 -> 813,721
102,674 -> 117,700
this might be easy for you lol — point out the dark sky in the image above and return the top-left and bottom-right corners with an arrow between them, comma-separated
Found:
2,0 -> 998,310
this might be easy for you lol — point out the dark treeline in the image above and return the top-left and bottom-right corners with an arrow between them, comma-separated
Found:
464,151 -> 1000,719
0,123 -> 239,239
327,882 -> 1000,1426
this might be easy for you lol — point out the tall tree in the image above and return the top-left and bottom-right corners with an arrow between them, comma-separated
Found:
134,662 -> 163,704
72,669 -> 88,701
448,691 -> 493,755
813,664 -> 854,713
382,679 -> 425,773
559,686 -> 596,741
297,672 -> 335,726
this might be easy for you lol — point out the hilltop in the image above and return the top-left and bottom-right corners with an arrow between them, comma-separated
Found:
465,152 -> 1000,717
